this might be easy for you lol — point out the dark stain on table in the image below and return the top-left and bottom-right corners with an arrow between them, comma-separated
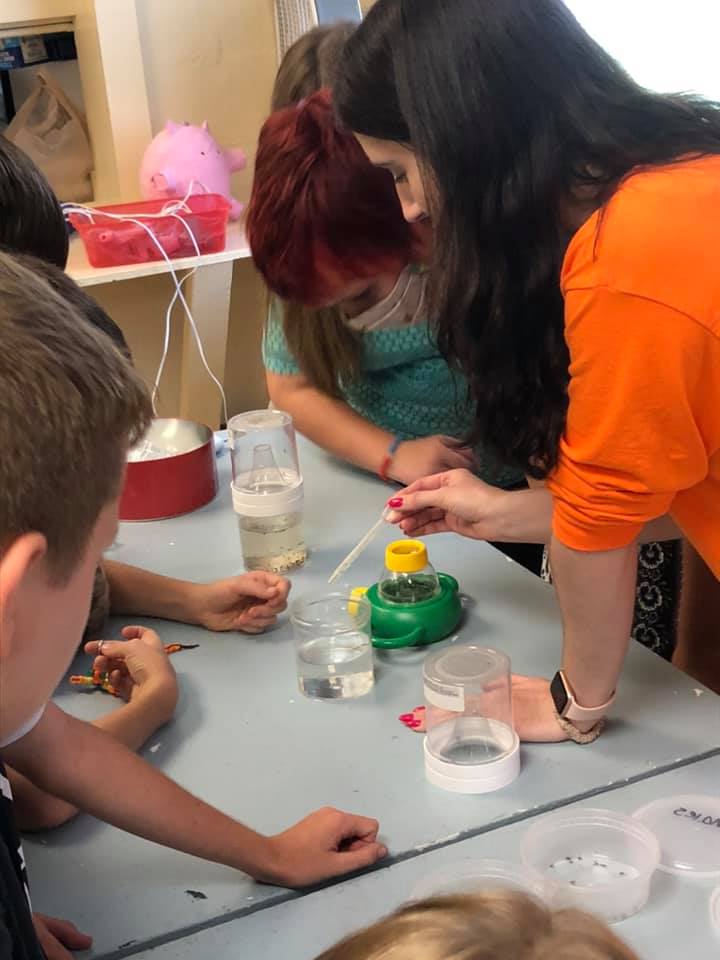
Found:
185,889 -> 208,901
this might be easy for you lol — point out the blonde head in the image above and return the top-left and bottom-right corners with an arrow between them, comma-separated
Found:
271,22 -> 357,110
315,891 -> 640,960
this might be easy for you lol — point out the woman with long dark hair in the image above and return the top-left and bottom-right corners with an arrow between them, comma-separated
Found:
334,0 -> 720,743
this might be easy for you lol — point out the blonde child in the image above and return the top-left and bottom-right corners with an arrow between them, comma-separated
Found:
315,891 -> 640,960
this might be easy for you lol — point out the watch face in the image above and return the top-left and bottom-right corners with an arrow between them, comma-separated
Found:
550,671 -> 569,716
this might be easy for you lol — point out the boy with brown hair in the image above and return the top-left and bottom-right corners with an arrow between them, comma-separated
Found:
0,252 -> 385,960
0,140 -> 292,834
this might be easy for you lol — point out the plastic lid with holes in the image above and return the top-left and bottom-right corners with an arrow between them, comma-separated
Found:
711,886 -> 720,935
633,794 -> 720,878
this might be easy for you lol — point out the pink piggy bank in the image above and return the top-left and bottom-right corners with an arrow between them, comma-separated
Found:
139,120 -> 246,220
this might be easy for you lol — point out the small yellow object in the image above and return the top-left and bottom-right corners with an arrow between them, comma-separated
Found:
385,540 -> 428,574
349,586 -> 368,617
70,675 -> 95,687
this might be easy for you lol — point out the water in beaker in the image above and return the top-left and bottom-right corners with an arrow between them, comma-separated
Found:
292,593 -> 374,699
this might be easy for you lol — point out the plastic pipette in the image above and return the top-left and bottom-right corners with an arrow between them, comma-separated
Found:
328,508 -> 390,585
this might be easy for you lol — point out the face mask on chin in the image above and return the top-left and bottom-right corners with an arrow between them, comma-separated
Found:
343,266 -> 426,332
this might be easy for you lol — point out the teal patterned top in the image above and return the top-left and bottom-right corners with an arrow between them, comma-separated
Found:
263,299 -> 524,489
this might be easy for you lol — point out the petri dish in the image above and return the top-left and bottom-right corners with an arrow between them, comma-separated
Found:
521,808 -> 660,924
633,794 -> 720,878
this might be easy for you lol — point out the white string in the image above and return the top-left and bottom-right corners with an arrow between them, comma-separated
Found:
64,184 -> 230,426
152,251 -> 194,413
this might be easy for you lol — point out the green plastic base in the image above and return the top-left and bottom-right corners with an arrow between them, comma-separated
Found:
366,573 -> 462,649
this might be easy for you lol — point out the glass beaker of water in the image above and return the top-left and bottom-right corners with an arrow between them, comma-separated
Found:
291,592 -> 374,700
423,644 -> 520,793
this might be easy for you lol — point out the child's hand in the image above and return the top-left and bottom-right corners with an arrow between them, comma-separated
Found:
33,913 -> 92,960
389,435 -> 475,486
84,626 -> 178,721
191,573 -> 291,634
262,807 -> 387,886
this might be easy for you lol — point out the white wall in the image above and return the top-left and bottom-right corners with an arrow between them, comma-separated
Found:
565,1 -> 720,100
135,0 -> 278,200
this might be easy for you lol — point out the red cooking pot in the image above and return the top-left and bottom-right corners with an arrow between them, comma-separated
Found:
120,418 -> 218,521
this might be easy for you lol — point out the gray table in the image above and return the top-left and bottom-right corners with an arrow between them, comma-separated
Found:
131,755 -> 720,960
24,441 -> 720,957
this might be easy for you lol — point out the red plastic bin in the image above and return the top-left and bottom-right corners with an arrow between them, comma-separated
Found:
68,194 -> 231,268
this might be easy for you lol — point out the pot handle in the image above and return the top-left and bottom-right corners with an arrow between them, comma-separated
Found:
372,625 -> 426,649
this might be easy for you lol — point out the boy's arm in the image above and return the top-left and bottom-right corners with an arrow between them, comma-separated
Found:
103,559 -> 205,622
103,562 -> 289,634
9,691 -> 170,829
2,703 -> 385,886
10,630 -> 177,831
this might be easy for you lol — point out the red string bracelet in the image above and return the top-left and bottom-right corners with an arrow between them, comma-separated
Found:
379,437 -> 403,482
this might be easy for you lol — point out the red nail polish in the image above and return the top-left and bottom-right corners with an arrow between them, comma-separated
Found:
388,497 -> 404,508
399,713 -> 414,722
409,720 -> 421,728
414,705 -> 425,712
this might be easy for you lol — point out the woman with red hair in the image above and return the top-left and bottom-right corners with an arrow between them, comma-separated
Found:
246,90 -> 523,490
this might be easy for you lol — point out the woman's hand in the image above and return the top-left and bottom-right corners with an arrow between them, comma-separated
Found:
398,680 -> 573,743
387,468 -> 506,539
85,626 -> 178,721
510,676 -> 570,742
389,437 -> 475,487
191,572 -> 291,634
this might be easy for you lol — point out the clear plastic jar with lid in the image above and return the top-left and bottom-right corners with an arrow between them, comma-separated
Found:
378,540 -> 440,605
228,410 -> 307,573
423,644 -> 520,793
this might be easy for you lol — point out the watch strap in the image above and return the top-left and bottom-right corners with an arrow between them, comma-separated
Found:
555,713 -> 606,744
553,669 -> 615,724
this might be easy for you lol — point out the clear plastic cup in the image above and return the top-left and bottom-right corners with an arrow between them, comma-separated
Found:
228,409 -> 301,481
228,410 -> 307,573
711,886 -> 720,936
291,592 -> 374,700
411,858 -> 546,902
423,644 -> 520,793
521,808 -> 661,923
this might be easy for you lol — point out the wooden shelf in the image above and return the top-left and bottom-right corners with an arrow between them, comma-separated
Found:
66,219 -> 252,288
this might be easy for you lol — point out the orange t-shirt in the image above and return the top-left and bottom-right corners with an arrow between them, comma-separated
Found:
549,155 -> 720,577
